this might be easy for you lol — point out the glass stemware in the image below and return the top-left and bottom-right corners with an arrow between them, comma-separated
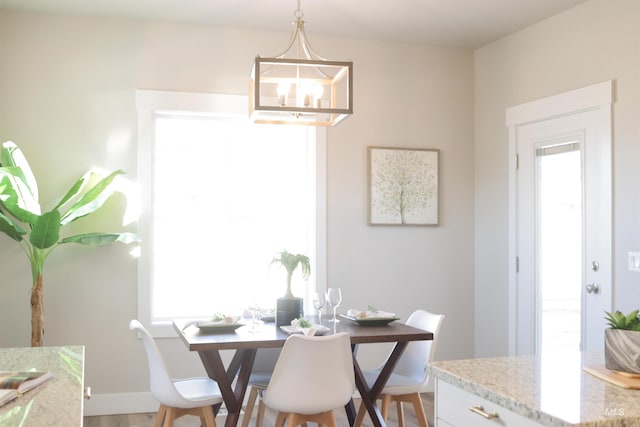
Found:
246,303 -> 261,332
326,287 -> 342,323
312,291 -> 327,324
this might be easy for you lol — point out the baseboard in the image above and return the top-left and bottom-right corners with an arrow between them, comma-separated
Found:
83,392 -> 231,418
83,392 -> 158,416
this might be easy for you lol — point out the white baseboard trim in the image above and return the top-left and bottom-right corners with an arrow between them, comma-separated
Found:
83,392 -> 158,416
83,392 -> 230,419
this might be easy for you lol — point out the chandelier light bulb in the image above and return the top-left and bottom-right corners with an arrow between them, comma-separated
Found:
312,83 -> 324,108
277,82 -> 291,106
300,81 -> 314,108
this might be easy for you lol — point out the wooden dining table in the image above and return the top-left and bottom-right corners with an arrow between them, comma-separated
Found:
173,316 -> 433,427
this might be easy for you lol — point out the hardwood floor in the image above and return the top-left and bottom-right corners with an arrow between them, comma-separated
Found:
83,393 -> 434,427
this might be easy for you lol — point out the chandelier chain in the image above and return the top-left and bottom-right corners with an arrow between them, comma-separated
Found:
294,0 -> 303,19
270,0 -> 331,71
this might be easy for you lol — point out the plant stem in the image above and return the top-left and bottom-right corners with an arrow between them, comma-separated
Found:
29,248 -> 47,347
30,272 -> 44,347
285,271 -> 294,298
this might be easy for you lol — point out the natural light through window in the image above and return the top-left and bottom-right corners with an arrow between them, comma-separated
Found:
136,91 -> 326,335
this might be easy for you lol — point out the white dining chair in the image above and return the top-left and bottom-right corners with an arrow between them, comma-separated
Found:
129,319 -> 223,427
353,310 -> 445,427
261,332 -> 355,427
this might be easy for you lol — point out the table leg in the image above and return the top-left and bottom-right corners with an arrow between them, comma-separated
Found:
344,344 -> 359,425
344,398 -> 357,425
352,341 -> 408,427
198,348 -> 257,427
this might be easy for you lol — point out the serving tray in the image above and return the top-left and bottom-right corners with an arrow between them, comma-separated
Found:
584,365 -> 640,389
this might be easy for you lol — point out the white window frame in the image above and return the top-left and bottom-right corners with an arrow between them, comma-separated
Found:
136,89 -> 327,337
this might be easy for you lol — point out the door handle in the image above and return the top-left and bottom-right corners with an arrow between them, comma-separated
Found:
586,283 -> 599,294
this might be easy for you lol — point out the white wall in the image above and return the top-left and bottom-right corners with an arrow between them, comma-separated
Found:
0,10 -> 475,413
474,0 -> 640,357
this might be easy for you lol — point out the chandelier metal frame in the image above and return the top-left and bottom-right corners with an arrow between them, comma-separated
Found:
249,2 -> 353,126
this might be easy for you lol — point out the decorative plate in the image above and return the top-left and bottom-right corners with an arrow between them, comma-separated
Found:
193,321 -> 243,333
280,324 -> 331,336
339,314 -> 400,326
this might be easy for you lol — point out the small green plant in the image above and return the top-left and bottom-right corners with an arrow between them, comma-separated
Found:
605,309 -> 640,331
271,249 -> 310,298
296,317 -> 312,328
212,312 -> 227,321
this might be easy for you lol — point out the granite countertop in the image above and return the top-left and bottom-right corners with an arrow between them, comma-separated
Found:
430,352 -> 640,427
0,345 -> 84,426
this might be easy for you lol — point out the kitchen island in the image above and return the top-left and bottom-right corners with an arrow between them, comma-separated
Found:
430,352 -> 640,426
0,345 -> 85,426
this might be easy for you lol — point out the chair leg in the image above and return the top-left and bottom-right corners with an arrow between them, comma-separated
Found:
388,393 -> 429,427
242,386 -> 259,427
155,404 -> 218,427
163,406 -> 177,427
296,411 -> 335,427
380,395 -> 391,422
200,405 -> 218,427
395,400 -> 405,427
275,412 -> 288,427
353,402 -> 367,427
406,393 -> 429,427
287,414 -> 299,427
154,405 -> 167,427
287,414 -> 307,427
355,396 -> 392,427
324,412 -> 337,427
256,399 -> 267,427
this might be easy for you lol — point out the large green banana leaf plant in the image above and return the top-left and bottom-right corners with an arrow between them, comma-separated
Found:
0,141 -> 139,347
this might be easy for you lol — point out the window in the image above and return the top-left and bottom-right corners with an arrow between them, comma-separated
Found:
136,90 -> 326,336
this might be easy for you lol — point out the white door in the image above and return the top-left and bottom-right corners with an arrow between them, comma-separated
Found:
507,82 -> 612,355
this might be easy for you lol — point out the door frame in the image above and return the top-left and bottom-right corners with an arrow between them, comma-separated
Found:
505,80 -> 613,356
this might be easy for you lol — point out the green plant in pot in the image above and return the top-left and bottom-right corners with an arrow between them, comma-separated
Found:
0,141 -> 139,347
271,249 -> 310,326
604,309 -> 640,374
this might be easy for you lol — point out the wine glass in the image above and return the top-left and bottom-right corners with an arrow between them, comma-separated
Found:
326,287 -> 342,323
312,291 -> 327,324
246,302 -> 261,332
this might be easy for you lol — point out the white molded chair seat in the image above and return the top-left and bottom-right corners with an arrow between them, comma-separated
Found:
129,319 -> 223,427
354,310 -> 445,427
262,332 -> 355,427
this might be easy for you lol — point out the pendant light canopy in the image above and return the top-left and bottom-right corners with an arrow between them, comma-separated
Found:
249,1 -> 353,126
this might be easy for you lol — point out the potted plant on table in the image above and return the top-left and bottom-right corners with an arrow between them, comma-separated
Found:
0,141 -> 139,347
604,309 -> 640,374
271,249 -> 310,326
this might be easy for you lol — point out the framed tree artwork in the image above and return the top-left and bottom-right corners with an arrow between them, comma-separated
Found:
368,146 -> 439,226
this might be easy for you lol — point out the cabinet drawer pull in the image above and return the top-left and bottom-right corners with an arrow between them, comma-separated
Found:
469,405 -> 499,419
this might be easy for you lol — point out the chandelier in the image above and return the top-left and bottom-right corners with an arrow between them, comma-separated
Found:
249,1 -> 353,126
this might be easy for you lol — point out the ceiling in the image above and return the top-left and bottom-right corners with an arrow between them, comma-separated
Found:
0,0 -> 588,48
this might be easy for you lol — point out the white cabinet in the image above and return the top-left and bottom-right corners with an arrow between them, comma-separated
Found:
435,379 -> 542,427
